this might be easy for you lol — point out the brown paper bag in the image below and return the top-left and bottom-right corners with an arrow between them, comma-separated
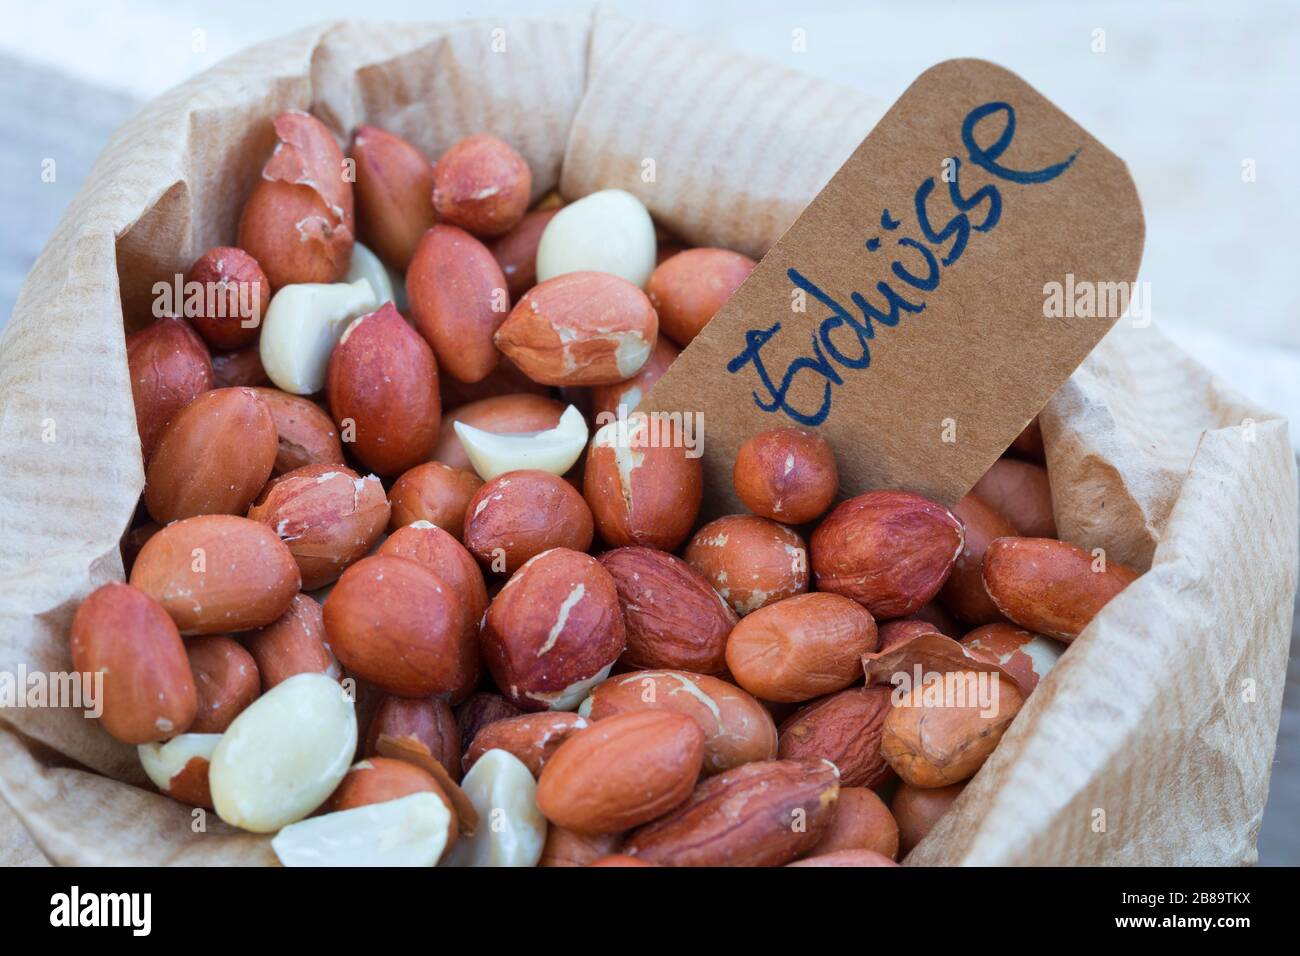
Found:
0,13 -> 1294,866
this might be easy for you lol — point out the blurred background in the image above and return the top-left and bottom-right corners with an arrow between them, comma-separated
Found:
1,0 -> 1297,864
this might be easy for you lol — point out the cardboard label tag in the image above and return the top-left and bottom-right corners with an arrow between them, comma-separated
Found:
642,58 -> 1144,511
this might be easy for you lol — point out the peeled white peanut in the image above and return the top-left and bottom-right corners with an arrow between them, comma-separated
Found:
536,189 -> 657,288
345,241 -> 396,306
258,278 -> 378,394
528,663 -> 613,712
454,404 -> 588,481
138,733 -> 220,791
1021,635 -> 1064,678
208,672 -> 356,833
271,792 -> 452,867
441,749 -> 547,867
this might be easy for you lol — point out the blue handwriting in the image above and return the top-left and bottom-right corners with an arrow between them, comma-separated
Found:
726,101 -> 1078,426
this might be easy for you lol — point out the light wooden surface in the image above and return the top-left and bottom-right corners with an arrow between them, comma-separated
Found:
0,45 -> 1297,866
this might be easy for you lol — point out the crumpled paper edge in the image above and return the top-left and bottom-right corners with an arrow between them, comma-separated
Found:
907,323 -> 1297,865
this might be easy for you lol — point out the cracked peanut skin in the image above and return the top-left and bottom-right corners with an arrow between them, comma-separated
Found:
480,548 -> 625,711
685,514 -> 809,617
584,414 -> 702,552
248,463 -> 388,590
495,271 -> 657,387
238,110 -> 355,289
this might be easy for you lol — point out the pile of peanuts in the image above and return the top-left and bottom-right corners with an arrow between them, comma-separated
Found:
73,111 -> 1140,866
